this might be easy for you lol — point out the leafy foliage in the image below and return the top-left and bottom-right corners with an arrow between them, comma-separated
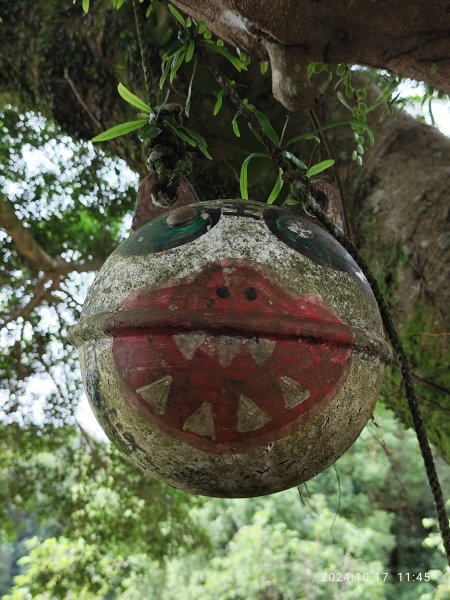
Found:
1,2 -> 450,598
2,407 -> 449,598
90,2 -> 248,162
0,108 -> 136,424
84,0 -> 384,197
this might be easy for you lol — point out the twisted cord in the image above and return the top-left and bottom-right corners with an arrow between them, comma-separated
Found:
295,185 -> 450,563
132,0 -> 157,108
132,2 -> 190,202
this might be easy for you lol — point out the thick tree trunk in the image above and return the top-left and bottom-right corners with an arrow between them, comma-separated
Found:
0,0 -> 449,459
173,0 -> 450,110
336,107 -> 450,458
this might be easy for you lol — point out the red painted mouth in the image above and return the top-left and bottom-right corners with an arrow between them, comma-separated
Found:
110,260 -> 354,453
107,259 -> 354,345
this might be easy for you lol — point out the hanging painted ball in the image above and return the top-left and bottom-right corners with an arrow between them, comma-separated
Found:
70,199 -> 390,497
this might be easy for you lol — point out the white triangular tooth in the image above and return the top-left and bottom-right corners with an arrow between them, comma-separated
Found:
183,402 -> 215,440
249,338 -> 276,366
136,375 -> 172,415
213,335 -> 242,368
173,331 -> 206,360
279,376 -> 310,409
237,395 -> 271,432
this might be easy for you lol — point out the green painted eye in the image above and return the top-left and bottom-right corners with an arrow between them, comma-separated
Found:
118,207 -> 220,257
264,208 -> 367,284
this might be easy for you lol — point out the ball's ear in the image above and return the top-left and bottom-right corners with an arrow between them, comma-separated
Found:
132,175 -> 199,231
310,180 -> 345,233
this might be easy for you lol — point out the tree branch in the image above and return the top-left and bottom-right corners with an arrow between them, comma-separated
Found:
0,195 -> 59,272
56,260 -> 103,275
0,277 -> 52,328
0,195 -> 102,276
173,0 -> 450,109
64,67 -> 102,130
0,195 -> 103,327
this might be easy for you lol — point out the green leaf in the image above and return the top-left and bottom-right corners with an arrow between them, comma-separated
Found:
246,103 -> 279,145
267,169 -> 283,204
170,49 -> 187,83
307,62 -> 316,80
146,2 -> 154,18
185,39 -> 195,63
260,61 -> 269,76
282,151 -> 307,170
202,40 -> 247,72
168,3 -> 186,27
168,124 -> 212,159
167,124 -> 196,147
163,40 -> 184,60
306,159 -> 335,177
286,132 -> 321,146
239,152 -> 268,200
160,59 -> 172,89
337,91 -> 353,111
357,101 -> 368,114
92,119 -> 148,142
287,118 -> 374,148
318,117 -> 375,146
237,48 -> 250,66
232,114 -> 241,137
185,57 -> 198,117
284,198 -> 300,206
82,0 -> 90,13
356,88 -> 367,100
179,126 -> 212,159
197,21 -> 207,34
117,83 -> 152,113
213,90 -> 225,116
336,64 -> 346,77
319,70 -> 333,95
138,125 -> 161,142
280,116 -> 289,144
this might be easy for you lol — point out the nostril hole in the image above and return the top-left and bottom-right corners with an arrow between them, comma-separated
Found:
245,287 -> 257,301
216,286 -> 230,299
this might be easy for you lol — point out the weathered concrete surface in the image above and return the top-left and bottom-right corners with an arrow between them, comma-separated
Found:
172,0 -> 450,109
1,0 -> 448,462
71,200 -> 389,497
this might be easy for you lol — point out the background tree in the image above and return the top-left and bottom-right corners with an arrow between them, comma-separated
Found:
0,0 -> 449,597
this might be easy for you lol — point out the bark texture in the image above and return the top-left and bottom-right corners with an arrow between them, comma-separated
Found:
0,0 -> 449,459
0,195 -> 102,327
335,107 -> 450,458
173,0 -> 450,109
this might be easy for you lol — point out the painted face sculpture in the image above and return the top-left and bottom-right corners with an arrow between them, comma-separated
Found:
71,199 -> 390,497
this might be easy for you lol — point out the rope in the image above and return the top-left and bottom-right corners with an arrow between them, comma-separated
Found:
132,0 -> 157,108
131,0 -> 192,204
297,186 -> 450,563
133,3 -> 450,563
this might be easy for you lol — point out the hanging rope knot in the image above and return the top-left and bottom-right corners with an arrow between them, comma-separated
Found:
282,169 -> 312,189
145,103 -> 193,203
131,0 -> 198,231
282,169 -> 315,212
